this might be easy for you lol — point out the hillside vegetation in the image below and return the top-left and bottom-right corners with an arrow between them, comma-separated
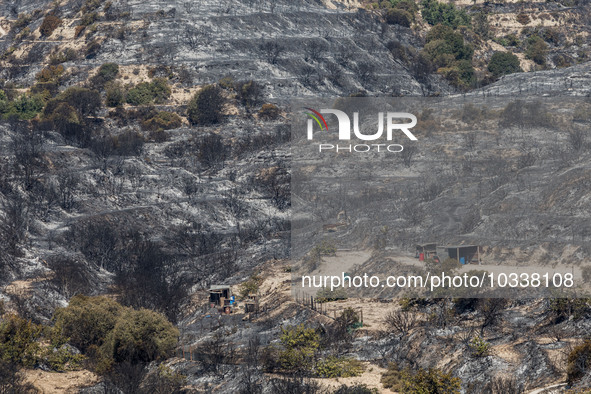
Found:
0,0 -> 590,392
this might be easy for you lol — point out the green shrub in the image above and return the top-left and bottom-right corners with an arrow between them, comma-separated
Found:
143,364 -> 186,392
386,8 -> 411,27
542,27 -> 561,45
40,14 -> 62,37
36,65 -> 65,83
389,0 -> 417,17
382,363 -> 460,393
43,344 -> 86,372
46,102 -> 82,139
265,325 -> 320,374
79,12 -> 97,27
421,24 -> 474,88
312,239 -> 337,256
334,384 -> 378,394
488,51 -> 522,78
49,48 -> 78,65
567,340 -> 591,384
426,257 -> 461,274
106,84 -> 125,107
2,94 -> 45,120
553,54 -> 572,68
52,295 -> 124,353
187,84 -> 225,125
0,314 -> 43,367
548,297 -> 589,322
101,308 -> 179,365
149,78 -> 172,103
82,0 -> 102,12
505,33 -> 519,47
91,63 -> 119,87
424,24 -> 473,63
239,274 -> 263,299
53,297 -> 178,373
381,363 -> 405,392
526,36 -> 548,65
315,357 -> 364,378
316,287 -> 348,303
126,82 -> 154,105
469,335 -> 490,357
126,78 -> 171,105
421,0 -> 470,29
141,111 -> 182,131
403,368 -> 461,393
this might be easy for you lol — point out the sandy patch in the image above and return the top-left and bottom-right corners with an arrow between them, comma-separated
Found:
312,363 -> 396,393
4,280 -> 33,295
23,369 -> 100,394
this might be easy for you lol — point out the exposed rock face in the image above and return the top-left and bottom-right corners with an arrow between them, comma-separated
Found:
0,0 -> 451,97
475,62 -> 591,97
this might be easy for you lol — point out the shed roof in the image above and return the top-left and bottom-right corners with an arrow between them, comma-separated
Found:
209,285 -> 231,291
439,245 -> 479,249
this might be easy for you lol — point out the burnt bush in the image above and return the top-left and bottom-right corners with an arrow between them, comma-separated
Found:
40,14 -> 62,37
187,84 -> 224,125
43,87 -> 101,145
236,80 -> 263,109
258,103 -> 280,120
0,193 -> 29,256
259,40 -> 285,65
325,62 -> 343,86
114,237 -> 188,322
195,331 -> 236,375
46,256 -> 91,298
90,63 -> 119,88
167,223 -> 222,257
85,40 -> 102,59
196,133 -> 228,167
71,218 -> 122,271
112,131 -> 144,156
304,40 -> 327,62
252,163 -> 290,211
11,124 -> 43,189
58,87 -> 102,116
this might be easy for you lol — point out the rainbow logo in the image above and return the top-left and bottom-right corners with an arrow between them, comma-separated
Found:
304,108 -> 328,131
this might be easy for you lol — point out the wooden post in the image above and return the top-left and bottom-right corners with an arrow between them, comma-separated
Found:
457,247 -> 460,265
